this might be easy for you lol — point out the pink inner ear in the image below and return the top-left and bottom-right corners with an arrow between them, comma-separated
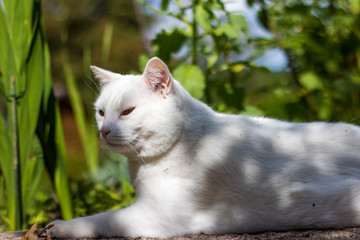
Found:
146,69 -> 167,90
143,57 -> 173,98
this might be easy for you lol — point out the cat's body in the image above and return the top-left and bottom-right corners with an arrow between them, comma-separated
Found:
48,57 -> 360,238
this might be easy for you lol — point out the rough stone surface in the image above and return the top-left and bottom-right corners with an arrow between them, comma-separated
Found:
2,228 -> 360,240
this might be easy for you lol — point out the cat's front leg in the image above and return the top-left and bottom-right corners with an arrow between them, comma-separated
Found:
47,219 -> 94,238
47,203 -> 181,238
47,211 -> 116,238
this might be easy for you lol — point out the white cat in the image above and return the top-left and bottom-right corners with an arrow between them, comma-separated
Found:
48,57 -> 360,238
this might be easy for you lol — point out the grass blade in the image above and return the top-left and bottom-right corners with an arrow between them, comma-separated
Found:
101,21 -> 114,66
62,50 -> 99,177
0,0 -> 73,229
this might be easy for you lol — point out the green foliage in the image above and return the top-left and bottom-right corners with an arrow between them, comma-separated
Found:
141,0 -> 259,112
143,0 -> 360,123
173,64 -> 205,99
71,154 -> 135,217
101,21 -> 114,66
0,0 -> 72,230
299,72 -> 323,91
62,50 -> 99,177
247,0 -> 360,122
153,29 -> 187,62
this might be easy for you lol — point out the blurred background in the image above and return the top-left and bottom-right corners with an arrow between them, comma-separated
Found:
0,0 -> 359,231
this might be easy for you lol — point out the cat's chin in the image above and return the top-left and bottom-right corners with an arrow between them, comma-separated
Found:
102,140 -> 128,153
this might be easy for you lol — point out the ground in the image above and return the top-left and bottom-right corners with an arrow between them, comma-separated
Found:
1,227 -> 360,240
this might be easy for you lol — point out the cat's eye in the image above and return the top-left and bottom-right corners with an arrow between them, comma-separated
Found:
98,109 -> 105,116
121,107 -> 135,117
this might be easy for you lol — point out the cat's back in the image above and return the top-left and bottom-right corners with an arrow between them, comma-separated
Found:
199,113 -> 360,174
218,113 -> 360,149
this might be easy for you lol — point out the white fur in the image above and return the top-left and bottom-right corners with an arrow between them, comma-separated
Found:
49,57 -> 360,238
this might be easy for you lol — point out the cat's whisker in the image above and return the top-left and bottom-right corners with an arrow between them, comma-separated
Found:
88,75 -> 101,92
125,143 -> 141,162
126,142 -> 147,166
349,116 -> 360,125
83,75 -> 100,96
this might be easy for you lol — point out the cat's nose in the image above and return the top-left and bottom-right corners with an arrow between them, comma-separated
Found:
101,128 -> 111,138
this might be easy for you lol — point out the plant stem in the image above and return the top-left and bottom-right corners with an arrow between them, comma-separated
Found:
101,21 -> 114,67
62,50 -> 98,176
132,0 -> 152,55
11,76 -> 22,229
192,0 -> 198,65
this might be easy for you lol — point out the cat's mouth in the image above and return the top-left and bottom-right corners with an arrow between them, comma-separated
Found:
101,136 -> 138,150
103,138 -> 126,146
104,140 -> 120,146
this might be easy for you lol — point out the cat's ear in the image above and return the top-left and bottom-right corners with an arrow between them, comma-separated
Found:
90,66 -> 117,87
143,57 -> 172,98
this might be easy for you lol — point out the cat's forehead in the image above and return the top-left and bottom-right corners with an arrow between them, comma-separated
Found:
95,74 -> 151,108
104,74 -> 139,89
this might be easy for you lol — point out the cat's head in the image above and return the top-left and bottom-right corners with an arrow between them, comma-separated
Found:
92,57 -> 185,160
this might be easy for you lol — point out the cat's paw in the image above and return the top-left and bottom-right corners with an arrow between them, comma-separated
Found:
46,219 -> 98,238
46,220 -> 70,238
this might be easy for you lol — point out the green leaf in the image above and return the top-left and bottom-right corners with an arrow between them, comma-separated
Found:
152,29 -> 187,62
248,62 -> 270,73
55,119 -> 73,220
173,64 -> 205,99
349,0 -> 360,14
0,114 -> 12,180
241,105 -> 265,117
20,28 -> 45,177
213,23 -> 241,38
161,0 -> 169,10
230,63 -> 247,73
62,51 -> 98,176
195,5 -> 212,32
145,5 -> 170,17
229,13 -> 248,34
101,21 -> 114,66
22,137 -> 44,214
37,94 -> 73,220
211,13 -> 247,39
0,2 -> 17,94
0,112 -> 15,230
299,71 -> 323,91
138,54 -> 151,72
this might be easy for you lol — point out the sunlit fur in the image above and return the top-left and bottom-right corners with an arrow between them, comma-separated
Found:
48,57 -> 360,238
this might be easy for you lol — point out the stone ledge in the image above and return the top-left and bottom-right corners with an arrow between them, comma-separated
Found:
1,227 -> 360,240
